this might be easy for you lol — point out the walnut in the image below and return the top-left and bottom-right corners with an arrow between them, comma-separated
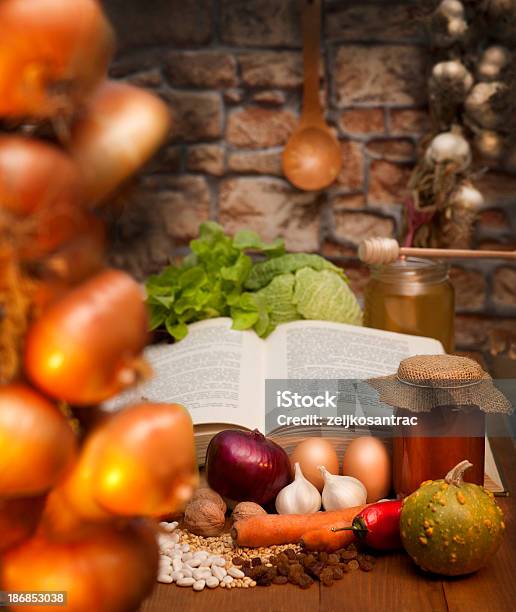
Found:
191,487 -> 226,514
184,500 -> 225,536
231,501 -> 267,523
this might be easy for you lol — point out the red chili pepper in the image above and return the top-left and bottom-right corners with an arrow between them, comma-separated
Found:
333,500 -> 402,550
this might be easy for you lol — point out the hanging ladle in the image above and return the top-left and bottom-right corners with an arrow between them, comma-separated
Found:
282,0 -> 342,191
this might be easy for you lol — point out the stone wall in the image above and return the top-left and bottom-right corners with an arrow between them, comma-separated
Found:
104,0 -> 516,353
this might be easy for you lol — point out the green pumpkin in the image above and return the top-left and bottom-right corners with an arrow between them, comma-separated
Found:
400,460 -> 505,576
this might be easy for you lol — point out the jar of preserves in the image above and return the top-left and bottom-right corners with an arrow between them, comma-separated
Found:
369,355 -> 512,498
364,258 -> 454,353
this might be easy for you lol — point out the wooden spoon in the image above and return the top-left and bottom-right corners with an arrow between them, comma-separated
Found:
282,0 -> 342,191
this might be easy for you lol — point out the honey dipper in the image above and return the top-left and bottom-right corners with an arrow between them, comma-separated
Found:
358,237 -> 516,265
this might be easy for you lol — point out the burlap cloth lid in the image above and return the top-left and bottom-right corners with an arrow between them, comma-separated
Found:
368,354 -> 512,413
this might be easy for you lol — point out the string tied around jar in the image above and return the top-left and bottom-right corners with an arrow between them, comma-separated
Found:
368,354 -> 512,414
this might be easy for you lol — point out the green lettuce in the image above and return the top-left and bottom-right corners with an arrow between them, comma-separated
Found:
145,222 -> 285,341
146,223 -> 362,341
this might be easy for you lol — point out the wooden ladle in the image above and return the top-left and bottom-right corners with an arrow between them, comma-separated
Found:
282,0 -> 342,191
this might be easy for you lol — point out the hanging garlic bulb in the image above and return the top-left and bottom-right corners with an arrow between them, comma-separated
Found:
450,181 -> 484,211
465,82 -> 506,129
474,130 -> 504,161
275,463 -> 321,515
319,466 -> 367,511
438,180 -> 484,249
477,46 -> 510,82
431,0 -> 468,47
425,131 -> 471,171
430,60 -> 473,96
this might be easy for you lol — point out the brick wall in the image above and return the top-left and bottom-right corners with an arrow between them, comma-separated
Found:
104,0 -> 516,353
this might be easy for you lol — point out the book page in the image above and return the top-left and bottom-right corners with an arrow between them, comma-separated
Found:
265,320 -> 444,379
263,321 -> 444,433
105,318 -> 266,430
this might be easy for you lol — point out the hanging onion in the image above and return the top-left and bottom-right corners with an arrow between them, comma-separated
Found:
0,136 -> 86,260
0,0 -> 114,118
68,81 -> 171,205
24,269 -> 149,405
1,521 -> 158,612
0,495 -> 46,552
0,384 -> 77,497
51,402 -> 198,522
41,214 -> 107,284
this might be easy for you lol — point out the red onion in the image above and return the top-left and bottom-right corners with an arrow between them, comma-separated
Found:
205,429 -> 292,506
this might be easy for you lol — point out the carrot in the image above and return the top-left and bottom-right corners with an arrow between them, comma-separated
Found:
300,523 -> 355,552
231,505 -> 368,547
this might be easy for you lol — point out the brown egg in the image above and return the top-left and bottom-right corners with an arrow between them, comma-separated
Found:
342,437 -> 391,502
290,438 -> 339,491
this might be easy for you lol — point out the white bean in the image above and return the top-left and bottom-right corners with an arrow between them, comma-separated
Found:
211,557 -> 226,567
196,551 -> 209,560
157,574 -> 173,584
182,552 -> 193,562
188,557 -> 201,568
164,523 -> 177,533
193,580 -> 206,591
212,566 -> 227,581
160,554 -> 172,562
192,569 -> 211,581
181,567 -> 193,578
177,577 -> 195,587
157,535 -> 169,548
228,566 -> 245,579
181,544 -> 190,552
206,576 -> 219,589
172,558 -> 183,572
171,571 -> 183,581
223,576 -> 233,584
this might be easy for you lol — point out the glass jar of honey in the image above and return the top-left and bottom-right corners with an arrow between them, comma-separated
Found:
364,258 -> 455,353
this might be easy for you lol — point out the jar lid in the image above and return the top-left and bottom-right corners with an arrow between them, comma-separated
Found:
368,354 -> 512,413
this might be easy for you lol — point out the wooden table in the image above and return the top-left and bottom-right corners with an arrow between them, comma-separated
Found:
141,435 -> 516,612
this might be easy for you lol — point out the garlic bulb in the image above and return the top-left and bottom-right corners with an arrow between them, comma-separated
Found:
439,0 -> 465,18
477,46 -> 510,81
430,61 -> 473,96
275,462 -> 321,515
465,82 -> 506,129
432,0 -> 467,47
474,130 -> 504,161
319,466 -> 367,511
450,182 -> 484,211
425,131 -> 471,171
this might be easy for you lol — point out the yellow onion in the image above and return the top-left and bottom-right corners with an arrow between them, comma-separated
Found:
0,495 -> 46,552
41,214 -> 107,285
0,0 -> 114,118
52,403 -> 198,522
0,136 -> 87,260
68,80 -> 171,204
0,384 -> 76,497
1,521 -> 158,612
24,269 -> 149,405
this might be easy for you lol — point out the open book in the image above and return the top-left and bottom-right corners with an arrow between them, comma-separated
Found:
108,318 -> 507,494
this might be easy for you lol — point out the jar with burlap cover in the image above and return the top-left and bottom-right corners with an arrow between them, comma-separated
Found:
368,354 -> 512,414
